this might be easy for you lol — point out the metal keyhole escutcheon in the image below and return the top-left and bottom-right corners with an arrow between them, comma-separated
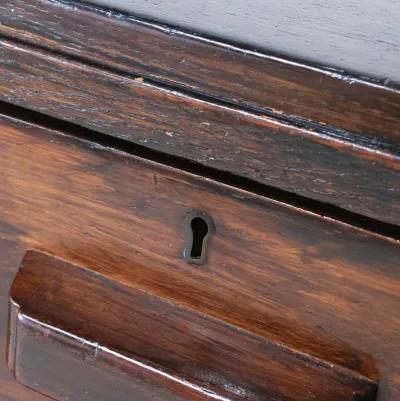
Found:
183,211 -> 215,265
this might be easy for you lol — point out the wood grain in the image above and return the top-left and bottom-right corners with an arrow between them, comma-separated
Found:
0,0 -> 399,144
8,251 -> 378,401
0,39 -> 399,225
87,0 -> 400,83
0,113 -> 399,400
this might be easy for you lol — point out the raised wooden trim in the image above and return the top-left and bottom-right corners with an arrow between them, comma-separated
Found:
0,39 -> 398,226
8,250 -> 378,401
0,0 -> 400,143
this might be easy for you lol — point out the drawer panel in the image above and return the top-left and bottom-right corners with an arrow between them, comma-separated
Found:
0,113 -> 399,400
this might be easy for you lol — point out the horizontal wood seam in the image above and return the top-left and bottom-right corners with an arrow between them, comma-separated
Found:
1,101 -> 398,241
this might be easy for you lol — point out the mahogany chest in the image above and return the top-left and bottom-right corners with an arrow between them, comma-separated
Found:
0,1 -> 399,401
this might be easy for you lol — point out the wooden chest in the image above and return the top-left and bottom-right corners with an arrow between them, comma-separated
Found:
0,1 -> 399,401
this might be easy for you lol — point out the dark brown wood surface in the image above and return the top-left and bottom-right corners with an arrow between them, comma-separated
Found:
0,113 -> 399,400
0,0 -> 400,144
0,39 -> 399,226
8,251 -> 378,401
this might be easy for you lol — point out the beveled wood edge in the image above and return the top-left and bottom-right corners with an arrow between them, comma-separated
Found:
6,298 -> 20,372
0,0 -> 399,143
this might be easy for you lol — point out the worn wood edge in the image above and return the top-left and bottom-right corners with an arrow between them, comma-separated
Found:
80,0 -> 400,89
0,0 -> 399,143
8,249 -> 379,401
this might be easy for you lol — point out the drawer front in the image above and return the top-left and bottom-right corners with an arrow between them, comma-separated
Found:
0,113 -> 399,400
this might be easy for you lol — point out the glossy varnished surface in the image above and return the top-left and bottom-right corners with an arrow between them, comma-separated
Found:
8,251 -> 377,401
0,114 -> 399,400
0,0 -> 399,143
0,39 -> 399,225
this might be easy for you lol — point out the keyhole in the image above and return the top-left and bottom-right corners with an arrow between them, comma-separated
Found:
190,217 -> 208,259
183,211 -> 214,265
